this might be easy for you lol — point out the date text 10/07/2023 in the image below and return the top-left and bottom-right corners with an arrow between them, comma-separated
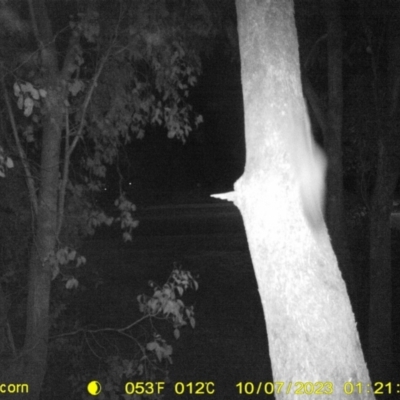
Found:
92,381 -> 400,396
235,381 -> 400,396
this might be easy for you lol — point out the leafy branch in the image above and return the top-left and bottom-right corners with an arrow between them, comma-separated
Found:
49,265 -> 199,399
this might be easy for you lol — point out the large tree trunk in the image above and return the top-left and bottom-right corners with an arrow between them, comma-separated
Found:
230,1 -> 373,397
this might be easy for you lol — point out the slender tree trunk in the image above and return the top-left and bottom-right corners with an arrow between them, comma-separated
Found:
369,150 -> 398,382
22,86 -> 64,398
231,1 -> 374,397
302,1 -> 354,303
368,3 -> 400,381
2,2 -> 67,398
323,0 -> 344,239
0,283 -> 8,356
2,0 -> 99,395
322,0 -> 355,298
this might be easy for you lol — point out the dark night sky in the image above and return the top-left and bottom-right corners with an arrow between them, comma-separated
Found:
104,31 -> 245,205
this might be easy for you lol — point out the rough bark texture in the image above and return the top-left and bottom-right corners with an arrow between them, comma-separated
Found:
233,1 -> 373,398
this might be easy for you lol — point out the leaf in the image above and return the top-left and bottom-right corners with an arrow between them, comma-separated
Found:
65,277 -> 79,289
163,300 -> 175,315
136,129 -> 145,139
51,263 -> 60,280
17,96 -> 23,110
123,232 -> 132,242
189,316 -> 196,329
146,341 -> 157,352
68,249 -> 77,261
68,79 -> 85,96
147,341 -> 163,362
5,157 -> 14,168
106,217 -> 114,226
173,328 -> 180,339
176,285 -> 183,296
155,347 -> 162,362
195,114 -> 203,125
56,248 -> 68,264
148,298 -> 160,313
30,87 -> 40,100
13,82 -> 21,96
21,82 -> 33,94
163,344 -> 173,357
76,255 -> 86,267
23,97 -> 34,117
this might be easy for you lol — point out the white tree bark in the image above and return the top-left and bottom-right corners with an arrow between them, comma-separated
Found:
220,1 -> 375,398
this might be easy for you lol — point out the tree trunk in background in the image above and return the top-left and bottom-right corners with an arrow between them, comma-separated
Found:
301,1 -> 354,304
369,146 -> 398,383
231,1 -> 373,396
368,3 -> 400,382
321,0 -> 355,299
0,1 -> 66,398
322,0 -> 344,244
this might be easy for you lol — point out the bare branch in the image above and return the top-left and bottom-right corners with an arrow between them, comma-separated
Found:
56,110 -> 70,236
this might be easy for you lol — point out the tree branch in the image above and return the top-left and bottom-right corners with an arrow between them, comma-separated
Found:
56,111 -> 70,236
67,46 -> 113,160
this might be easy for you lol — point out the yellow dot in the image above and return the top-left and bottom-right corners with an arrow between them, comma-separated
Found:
87,381 -> 102,396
